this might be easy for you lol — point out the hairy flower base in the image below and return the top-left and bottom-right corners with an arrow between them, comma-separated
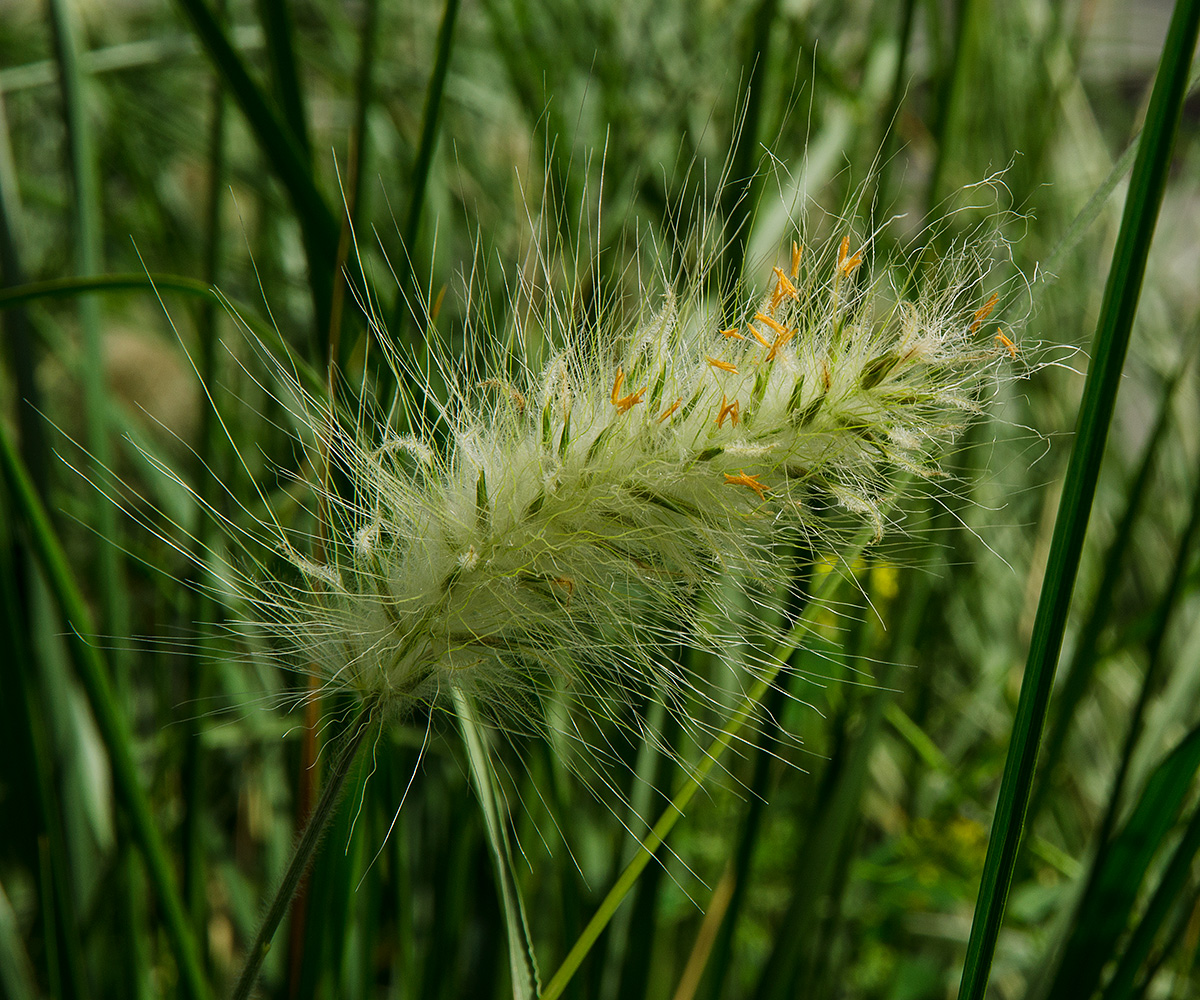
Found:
235,232 -> 1013,745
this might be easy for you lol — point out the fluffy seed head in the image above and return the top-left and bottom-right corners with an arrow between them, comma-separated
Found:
219,217 -> 1017,747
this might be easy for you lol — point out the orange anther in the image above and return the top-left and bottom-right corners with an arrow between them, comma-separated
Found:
769,267 -> 799,311
755,312 -> 789,337
611,366 -> 646,413
724,469 -> 768,499
614,386 -> 646,414
766,328 -> 795,362
720,326 -> 745,340
658,398 -> 683,422
747,322 -> 773,350
754,312 -> 795,361
716,394 -> 741,428
706,356 -> 739,375
971,293 -> 999,334
837,235 -> 862,276
791,241 -> 803,279
995,328 -> 1018,358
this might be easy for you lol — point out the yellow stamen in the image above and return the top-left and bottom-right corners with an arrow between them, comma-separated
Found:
658,398 -> 682,422
706,355 -> 739,374
772,266 -> 798,303
755,312 -> 789,337
837,235 -> 862,276
970,292 -> 999,334
754,311 -> 795,361
720,326 -> 745,340
791,241 -> 803,279
747,323 -> 773,350
611,366 -> 646,413
715,393 -> 741,428
725,469 -> 768,500
614,385 -> 647,414
766,328 -> 795,362
611,367 -> 625,405
995,328 -> 1018,358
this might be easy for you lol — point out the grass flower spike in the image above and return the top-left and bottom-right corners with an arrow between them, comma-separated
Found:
162,212 -> 1020,998
228,225 -> 1014,744
12,3 -> 1199,996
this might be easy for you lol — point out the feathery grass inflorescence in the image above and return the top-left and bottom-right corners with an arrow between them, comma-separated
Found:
71,193 -> 1023,1000
219,222 -> 1017,748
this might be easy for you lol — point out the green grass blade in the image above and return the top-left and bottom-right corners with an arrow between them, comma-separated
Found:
48,0 -> 131,672
956,5 -> 1200,996
0,106 -> 49,497
45,9 -> 147,988
1040,69 -> 1200,284
0,531 -> 91,999
1040,134 -> 1140,285
0,271 -> 217,308
1083,429 -> 1200,885
697,679 -> 788,1000
453,689 -> 539,1000
0,422 -> 212,1000
35,840 -> 65,1000
181,0 -> 229,949
0,880 -> 39,1000
614,708 -> 680,1000
348,0 -> 380,229
923,0 -> 977,212
255,0 -> 311,156
1029,359 -> 1186,829
867,0 -> 918,237
720,0 -> 779,303
1100,799 -> 1200,1000
171,0 -> 337,353
391,0 -> 461,338
752,661 -> 892,1000
475,0 -> 587,258
1045,723 -> 1200,999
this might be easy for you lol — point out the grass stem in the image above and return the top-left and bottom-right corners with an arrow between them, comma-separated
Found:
229,697 -> 379,1000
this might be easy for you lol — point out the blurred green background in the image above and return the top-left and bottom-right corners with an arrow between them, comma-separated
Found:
2,1 -> 1200,998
